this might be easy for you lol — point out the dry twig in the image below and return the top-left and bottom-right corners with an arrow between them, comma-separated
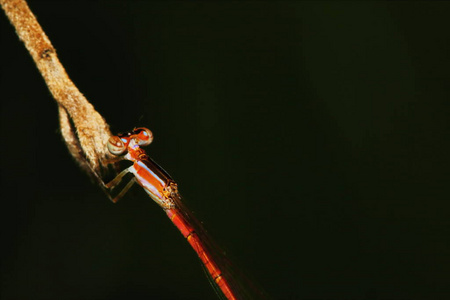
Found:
1,0 -> 112,175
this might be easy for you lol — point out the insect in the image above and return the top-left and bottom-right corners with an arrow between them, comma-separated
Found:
104,127 -> 238,299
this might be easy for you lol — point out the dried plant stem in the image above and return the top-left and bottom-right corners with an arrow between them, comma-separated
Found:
1,0 -> 112,173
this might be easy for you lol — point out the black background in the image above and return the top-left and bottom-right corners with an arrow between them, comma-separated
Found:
1,1 -> 449,300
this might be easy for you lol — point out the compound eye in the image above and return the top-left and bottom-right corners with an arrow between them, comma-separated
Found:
107,136 -> 127,155
135,127 -> 153,146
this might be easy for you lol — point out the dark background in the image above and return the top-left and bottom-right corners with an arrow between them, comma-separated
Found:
1,1 -> 449,299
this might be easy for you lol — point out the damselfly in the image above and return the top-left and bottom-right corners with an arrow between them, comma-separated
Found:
103,127 -> 262,299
